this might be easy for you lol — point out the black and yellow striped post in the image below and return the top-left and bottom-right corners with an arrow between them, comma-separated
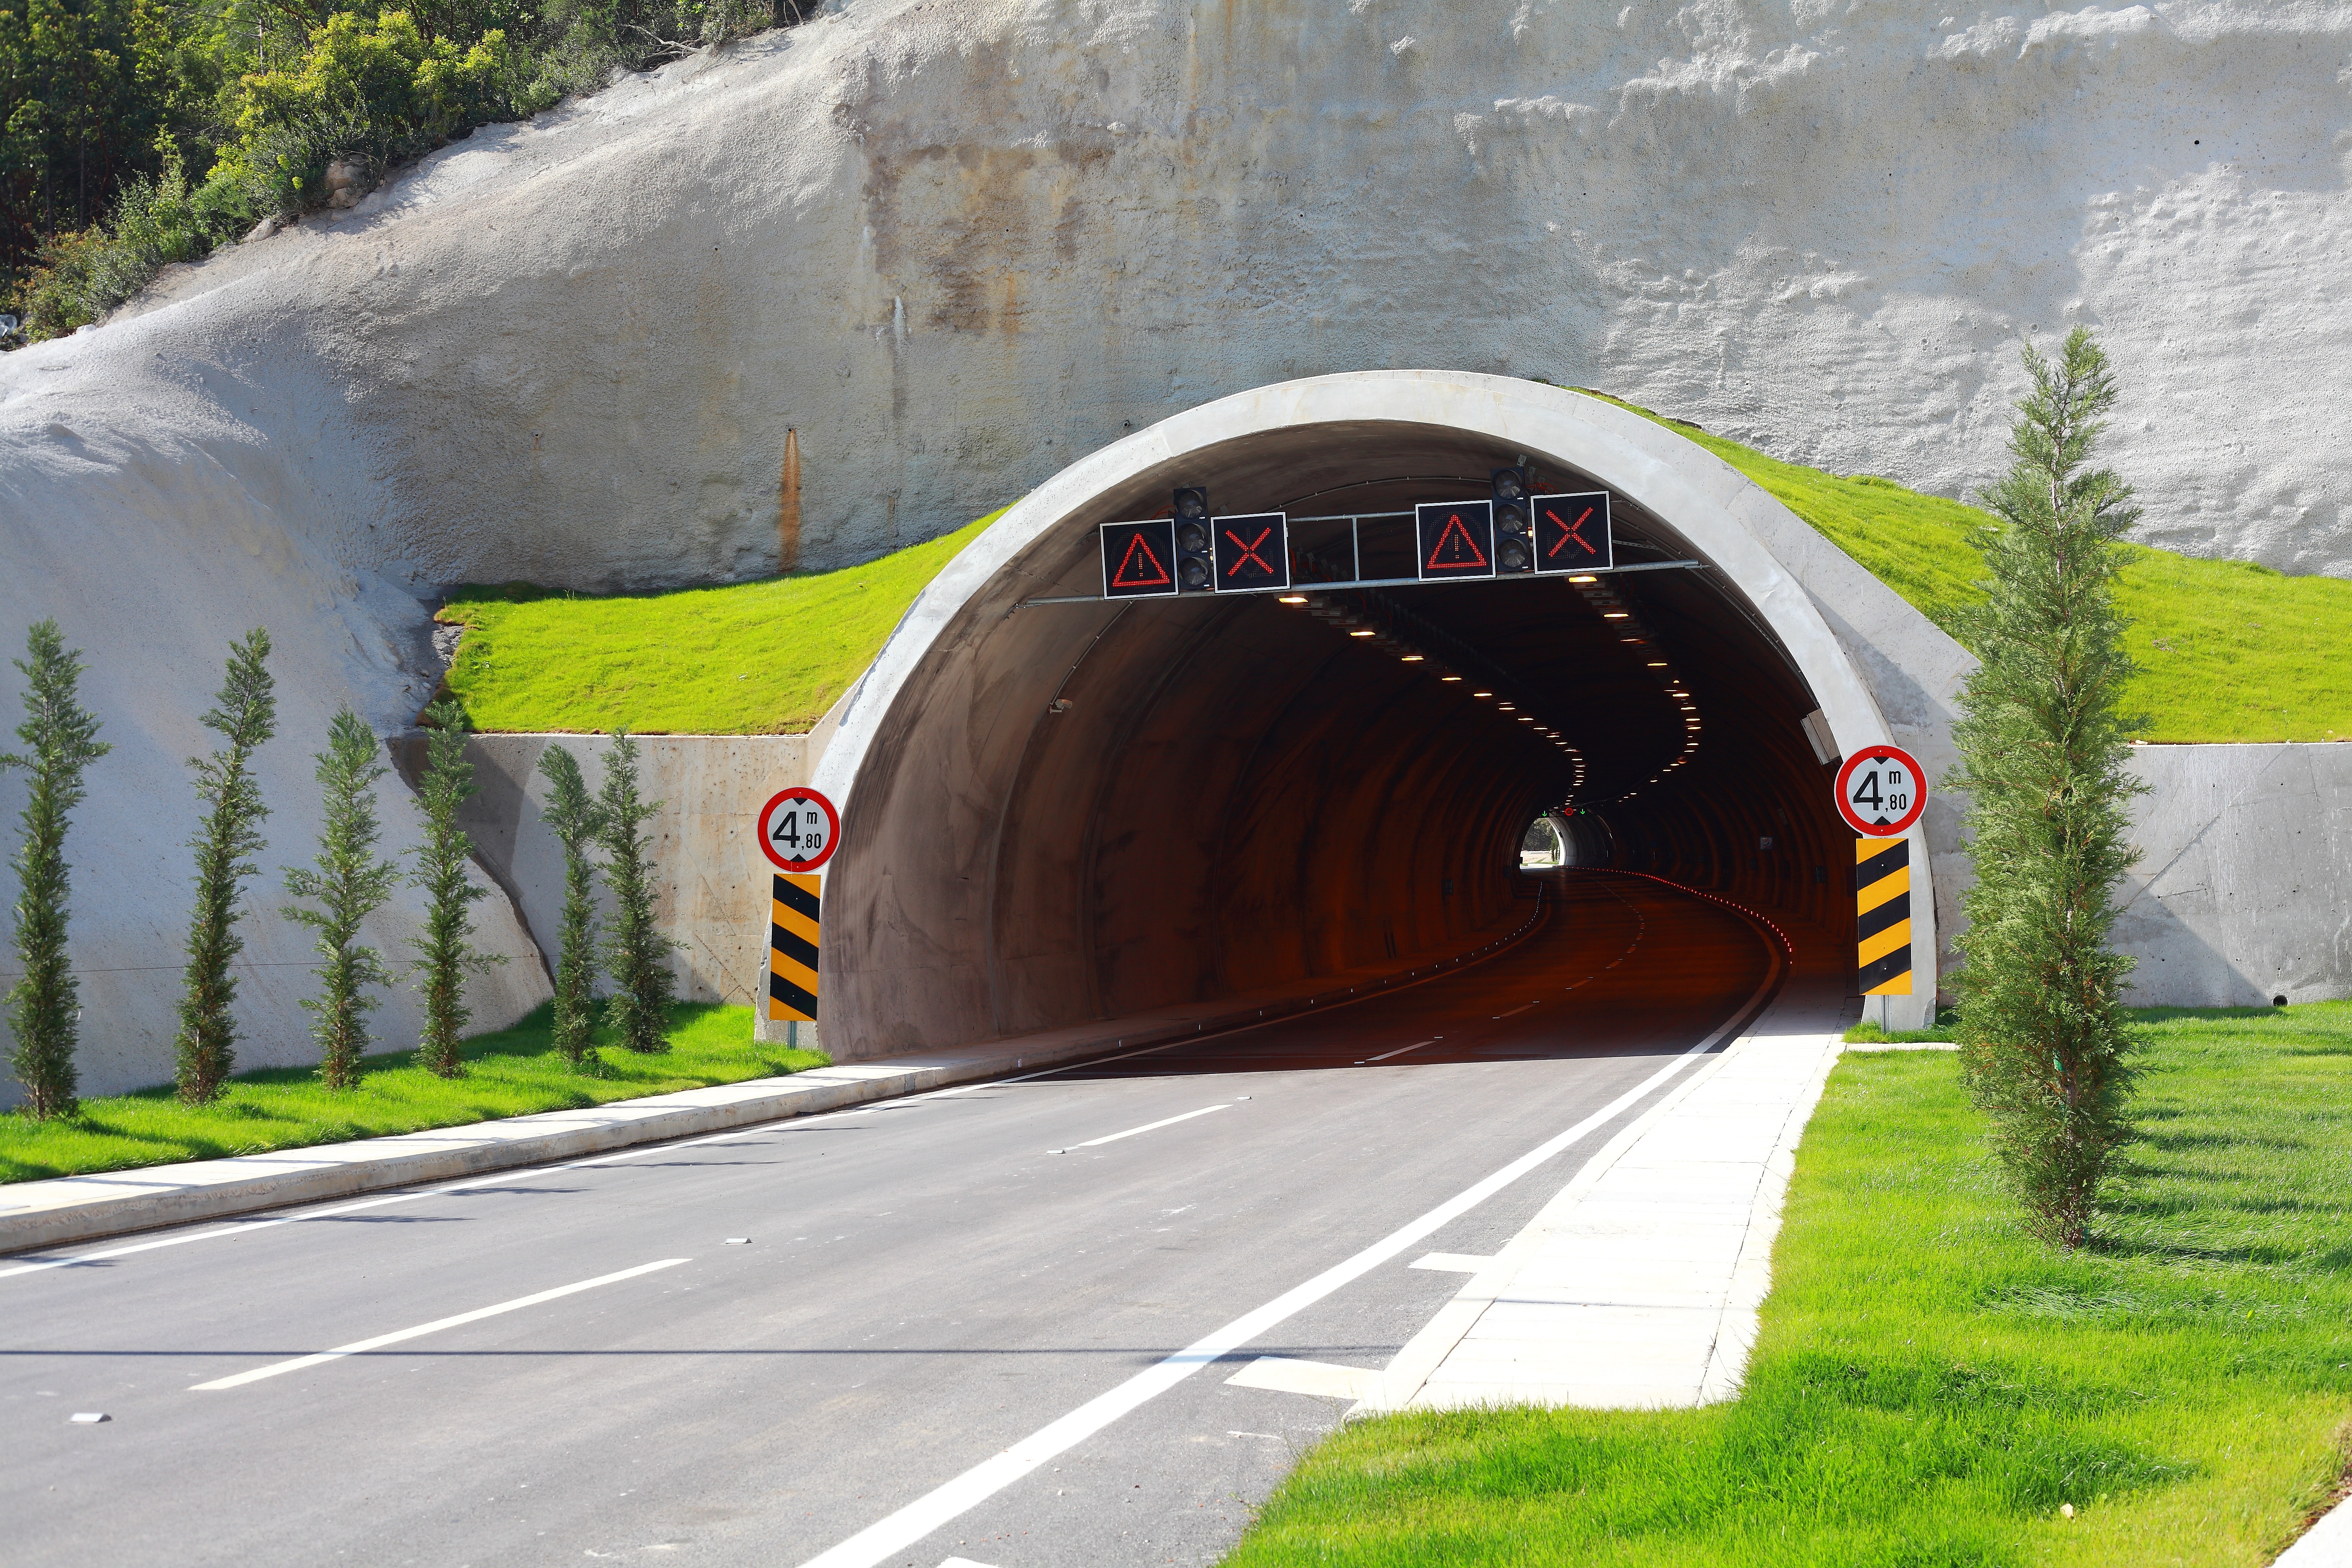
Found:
768,872 -> 820,1035
1854,836 -> 1912,995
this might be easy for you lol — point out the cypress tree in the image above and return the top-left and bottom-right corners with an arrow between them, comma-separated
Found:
596,729 -> 677,1054
536,743 -> 606,1073
1,621 -> 111,1120
1950,327 -> 2148,1250
283,709 -> 402,1089
175,629 -> 276,1104
408,701 -> 505,1077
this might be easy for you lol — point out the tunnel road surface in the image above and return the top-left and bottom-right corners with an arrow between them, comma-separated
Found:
5,870 -> 1784,1568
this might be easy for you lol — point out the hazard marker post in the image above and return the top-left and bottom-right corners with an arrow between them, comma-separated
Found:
1834,744 -> 1926,1006
756,787 -> 838,1044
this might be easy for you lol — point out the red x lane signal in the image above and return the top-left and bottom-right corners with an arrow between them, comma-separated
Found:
1100,519 -> 1179,598
1416,500 -> 1496,580
1532,490 -> 1613,574
1212,512 -> 1290,591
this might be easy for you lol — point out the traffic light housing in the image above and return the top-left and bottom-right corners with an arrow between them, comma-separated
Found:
1173,487 -> 1214,593
1492,467 -> 1533,574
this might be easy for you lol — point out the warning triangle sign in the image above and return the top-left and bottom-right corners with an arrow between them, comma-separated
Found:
1426,511 -> 1489,570
1112,533 -> 1172,588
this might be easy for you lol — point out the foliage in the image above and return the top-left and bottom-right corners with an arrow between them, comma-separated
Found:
1,619 -> 109,1119
595,727 -> 673,1053
281,707 -> 400,1089
1950,330 -> 2147,1251
535,740 -> 605,1073
173,627 -> 274,1105
407,699 -> 503,1076
433,510 -> 1004,733
1576,390 -> 2352,743
0,999 -> 823,1180
2,0 -> 808,335
1223,1003 -> 2352,1567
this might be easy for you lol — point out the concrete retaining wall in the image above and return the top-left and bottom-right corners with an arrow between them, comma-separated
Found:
2115,743 -> 2352,1008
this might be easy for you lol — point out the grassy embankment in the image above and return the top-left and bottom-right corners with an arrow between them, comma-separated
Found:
1583,392 -> 2352,744
0,1003 -> 821,1184
1222,1003 -> 2352,1568
430,434 -> 2352,744
433,511 -> 1004,735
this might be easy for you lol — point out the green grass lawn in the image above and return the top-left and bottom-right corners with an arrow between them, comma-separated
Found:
434,510 -> 1005,734
0,1002 -> 823,1183
1222,1003 -> 2352,1568
432,404 -> 2352,743
1578,391 -> 2352,744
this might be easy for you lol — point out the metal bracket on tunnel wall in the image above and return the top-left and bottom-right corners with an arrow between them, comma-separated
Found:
768,873 -> 820,1049
1855,839 -> 1912,997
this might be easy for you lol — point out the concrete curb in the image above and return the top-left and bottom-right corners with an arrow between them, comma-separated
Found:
0,903 -> 1551,1259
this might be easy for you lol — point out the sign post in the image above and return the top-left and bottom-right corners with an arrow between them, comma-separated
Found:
756,787 -> 839,1044
1834,744 -> 1926,1008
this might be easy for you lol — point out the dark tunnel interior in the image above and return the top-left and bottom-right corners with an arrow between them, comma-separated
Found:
825,422 -> 1857,1056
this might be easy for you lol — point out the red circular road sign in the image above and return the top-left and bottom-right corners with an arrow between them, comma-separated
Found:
757,787 -> 840,873
1835,745 -> 1927,838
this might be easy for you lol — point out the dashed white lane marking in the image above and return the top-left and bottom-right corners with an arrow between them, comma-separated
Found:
190,1258 -> 689,1390
792,1037 -> 1723,1568
1491,1003 -> 1535,1019
1355,1037 -> 1441,1065
1069,1104 -> 1231,1150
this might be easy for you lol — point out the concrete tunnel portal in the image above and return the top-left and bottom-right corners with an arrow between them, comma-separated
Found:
807,372 -> 1940,1059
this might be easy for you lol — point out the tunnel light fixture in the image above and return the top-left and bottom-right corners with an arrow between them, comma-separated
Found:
1278,594 -> 1308,604
1440,675 -> 1463,682
1349,629 -> 1375,637
1647,661 -> 1668,668
1400,654 -> 1424,662
1474,691 -> 1493,699
1602,611 -> 1630,619
1518,716 -> 1534,722
1498,703 -> 1516,710
1621,637 -> 1644,644
1669,689 -> 1689,697
1568,574 -> 1598,584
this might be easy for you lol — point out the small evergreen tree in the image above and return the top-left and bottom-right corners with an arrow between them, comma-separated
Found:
175,629 -> 277,1104
408,701 -> 505,1077
596,729 -> 677,1054
1,621 -> 111,1120
283,709 -> 402,1090
1950,327 -> 2148,1250
537,743 -> 606,1074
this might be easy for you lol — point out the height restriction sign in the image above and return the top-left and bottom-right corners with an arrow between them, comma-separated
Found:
758,787 -> 840,873
1835,745 -> 1926,837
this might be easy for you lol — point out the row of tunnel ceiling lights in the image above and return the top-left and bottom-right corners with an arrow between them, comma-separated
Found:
1277,588 -> 1587,794
1561,577 -> 1701,808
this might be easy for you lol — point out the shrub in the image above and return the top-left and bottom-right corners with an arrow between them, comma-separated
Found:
536,743 -> 606,1073
596,729 -> 677,1054
1,621 -> 111,1119
175,629 -> 277,1105
283,708 -> 402,1089
408,701 -> 505,1077
1949,328 -> 2147,1250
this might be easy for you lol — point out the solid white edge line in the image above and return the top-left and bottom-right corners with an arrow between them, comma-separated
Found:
189,1257 -> 691,1391
1072,1104 -> 1230,1148
1357,1037 -> 1440,1065
793,1039 -> 1727,1568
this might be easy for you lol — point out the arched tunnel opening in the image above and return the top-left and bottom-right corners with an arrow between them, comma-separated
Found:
815,379 -> 1901,1059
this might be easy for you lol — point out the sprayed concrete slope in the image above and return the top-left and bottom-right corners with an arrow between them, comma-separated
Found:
4,0 -> 2352,1098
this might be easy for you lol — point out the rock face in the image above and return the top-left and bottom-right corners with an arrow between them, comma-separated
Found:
3,0 -> 2349,1097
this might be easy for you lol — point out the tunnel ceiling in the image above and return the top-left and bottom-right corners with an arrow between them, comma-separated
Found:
823,414 -> 1861,1056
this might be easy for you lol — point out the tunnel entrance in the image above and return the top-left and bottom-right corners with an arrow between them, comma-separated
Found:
809,372 -> 1942,1058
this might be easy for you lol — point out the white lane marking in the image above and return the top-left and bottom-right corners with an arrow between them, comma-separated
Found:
1355,1037 -> 1440,1065
792,1039 -> 1724,1568
940,1558 -> 1000,1568
6,910 -> 1564,1283
1491,1003 -> 1534,1019
1409,1252 -> 1493,1273
190,1258 -> 689,1390
1071,1104 -> 1230,1150
1225,1357 -> 1376,1401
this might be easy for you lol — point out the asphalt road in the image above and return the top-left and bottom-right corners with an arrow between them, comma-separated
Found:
3,870 -> 1781,1568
